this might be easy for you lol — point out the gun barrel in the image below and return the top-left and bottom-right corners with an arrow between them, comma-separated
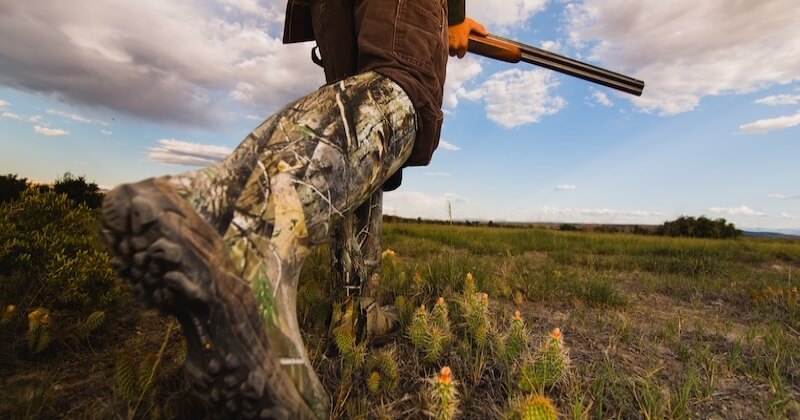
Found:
469,34 -> 645,97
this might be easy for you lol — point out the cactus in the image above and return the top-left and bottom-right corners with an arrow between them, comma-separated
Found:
508,395 -> 558,420
429,366 -> 459,420
464,272 -> 477,296
77,310 -> 107,338
335,330 -> 365,368
367,347 -> 399,393
407,303 -> 452,363
409,305 -> 430,349
27,307 -> 51,354
114,354 -> 139,401
519,328 -> 569,392
464,293 -> 491,349
367,371 -> 381,395
504,311 -> 529,363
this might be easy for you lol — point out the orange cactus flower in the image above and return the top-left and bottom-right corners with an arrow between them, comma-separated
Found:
551,327 -> 562,341
481,293 -> 489,304
514,310 -> 522,321
438,366 -> 452,384
438,297 -> 445,305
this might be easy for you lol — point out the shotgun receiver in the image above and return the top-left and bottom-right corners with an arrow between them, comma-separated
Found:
468,34 -> 645,97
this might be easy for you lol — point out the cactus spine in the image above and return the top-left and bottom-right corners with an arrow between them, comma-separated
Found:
508,395 -> 558,420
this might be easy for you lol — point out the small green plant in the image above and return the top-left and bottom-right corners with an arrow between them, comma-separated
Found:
76,310 -> 107,338
428,366 -> 459,420
502,310 -> 530,364
519,328 -> 569,393
507,394 -> 558,420
334,329 -> 365,368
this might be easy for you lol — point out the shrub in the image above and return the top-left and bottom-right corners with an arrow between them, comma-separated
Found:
656,216 -> 741,239
0,188 -> 120,319
0,174 -> 29,204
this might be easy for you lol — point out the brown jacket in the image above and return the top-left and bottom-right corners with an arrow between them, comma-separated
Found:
283,0 -> 460,179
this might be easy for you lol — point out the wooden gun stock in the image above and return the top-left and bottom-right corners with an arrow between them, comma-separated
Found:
467,34 -> 645,97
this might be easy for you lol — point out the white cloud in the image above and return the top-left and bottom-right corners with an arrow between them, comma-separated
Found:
443,57 -> 483,110
590,88 -> 613,107
148,139 -> 232,166
540,40 -> 562,53
755,94 -> 800,106
46,109 -> 92,123
768,193 -> 800,200
540,206 -> 667,221
0,1 -> 324,126
2,111 -> 22,120
469,0 -> 548,28
34,125 -> 69,136
384,191 -> 469,220
555,184 -> 577,191
101,129 -> 112,135
28,115 -> 44,123
566,0 -> 800,115
0,99 -> 9,108
708,206 -> 765,217
438,140 -> 462,151
465,69 -> 566,128
246,114 -> 262,121
738,110 -> 800,134
781,212 -> 797,220
425,172 -> 451,177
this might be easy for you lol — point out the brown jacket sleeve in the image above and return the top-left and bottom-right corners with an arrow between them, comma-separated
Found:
448,0 -> 465,25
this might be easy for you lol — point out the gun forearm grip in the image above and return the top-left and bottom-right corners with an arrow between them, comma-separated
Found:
467,34 -> 522,63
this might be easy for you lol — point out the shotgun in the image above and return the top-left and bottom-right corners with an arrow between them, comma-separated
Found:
468,34 -> 645,97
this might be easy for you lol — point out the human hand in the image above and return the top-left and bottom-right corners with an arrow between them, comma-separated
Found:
448,17 -> 488,59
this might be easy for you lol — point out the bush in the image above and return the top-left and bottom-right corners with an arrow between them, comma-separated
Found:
0,174 -> 29,204
0,188 -> 120,316
53,172 -> 104,209
656,216 -> 740,239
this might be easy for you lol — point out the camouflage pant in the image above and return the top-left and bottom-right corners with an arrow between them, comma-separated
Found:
169,71 -> 416,413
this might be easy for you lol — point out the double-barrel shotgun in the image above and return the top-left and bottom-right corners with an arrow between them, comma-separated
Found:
468,34 -> 645,97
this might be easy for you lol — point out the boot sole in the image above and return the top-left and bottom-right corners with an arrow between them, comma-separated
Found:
100,178 -> 312,419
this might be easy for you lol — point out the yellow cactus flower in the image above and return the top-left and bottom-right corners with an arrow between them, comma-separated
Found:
481,293 -> 489,304
381,249 -> 396,259
466,272 -> 474,282
437,297 -> 445,305
5,305 -> 14,316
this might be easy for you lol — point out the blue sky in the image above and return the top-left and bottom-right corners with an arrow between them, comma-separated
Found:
1,0 -> 799,232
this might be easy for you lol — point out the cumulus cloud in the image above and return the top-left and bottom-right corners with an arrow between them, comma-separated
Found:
148,139 -> 232,166
708,206 -> 765,217
755,94 -> 800,106
469,0 -> 548,28
781,212 -> 797,219
2,111 -> 22,120
101,129 -> 113,135
589,88 -> 613,107
555,184 -> 577,191
0,1 -> 323,127
34,125 -> 69,136
566,0 -> 800,115
465,69 -> 566,128
438,140 -> 462,151
0,99 -> 9,108
443,57 -> 483,110
738,110 -> 800,134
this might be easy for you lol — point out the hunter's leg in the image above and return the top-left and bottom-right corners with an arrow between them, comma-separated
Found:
100,71 -> 415,418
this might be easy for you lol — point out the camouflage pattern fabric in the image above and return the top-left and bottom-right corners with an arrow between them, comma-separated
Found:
168,71 -> 416,415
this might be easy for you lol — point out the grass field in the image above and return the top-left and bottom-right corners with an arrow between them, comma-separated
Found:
2,220 -> 799,419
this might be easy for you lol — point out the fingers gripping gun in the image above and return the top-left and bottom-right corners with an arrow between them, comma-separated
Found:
468,34 -> 645,97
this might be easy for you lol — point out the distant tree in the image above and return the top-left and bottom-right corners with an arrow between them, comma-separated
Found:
0,173 -> 29,203
53,172 -> 103,209
657,215 -> 741,239
559,224 -> 578,231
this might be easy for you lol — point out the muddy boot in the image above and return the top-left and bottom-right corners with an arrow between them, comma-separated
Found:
100,177 -> 319,419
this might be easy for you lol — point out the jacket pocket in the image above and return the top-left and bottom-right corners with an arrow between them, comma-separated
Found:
392,0 -> 445,75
